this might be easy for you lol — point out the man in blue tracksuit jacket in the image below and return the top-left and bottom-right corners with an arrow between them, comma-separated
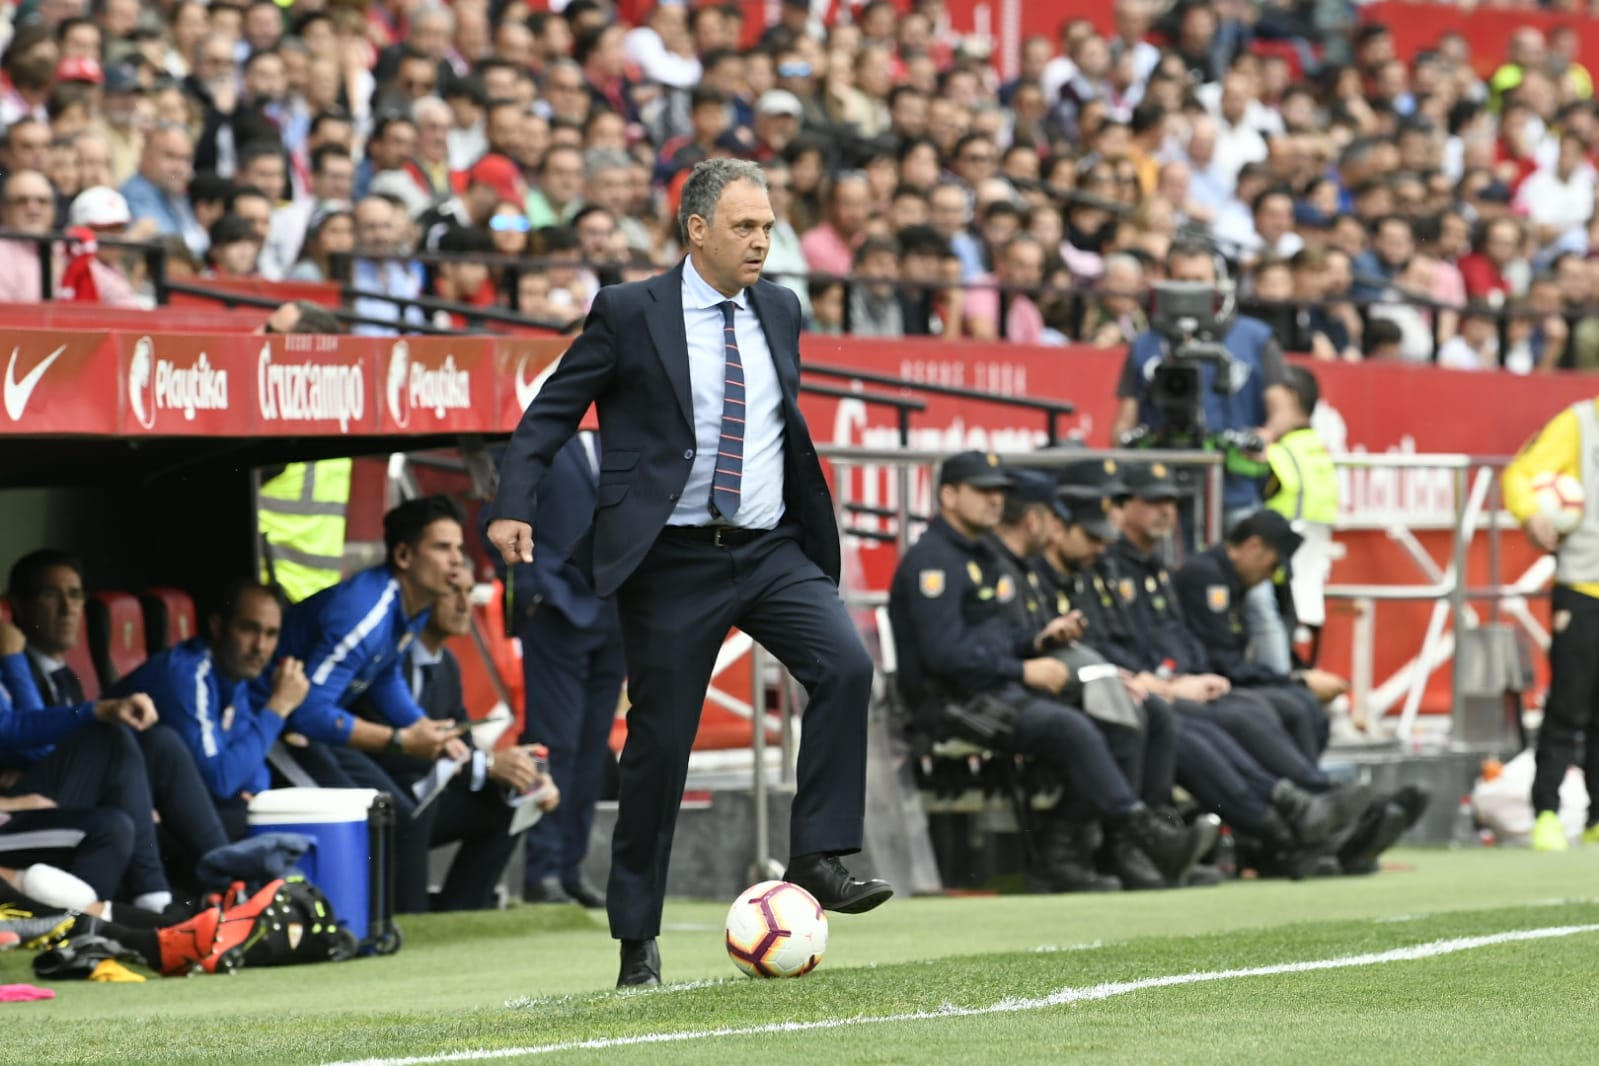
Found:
114,581 -> 310,839
250,495 -> 466,913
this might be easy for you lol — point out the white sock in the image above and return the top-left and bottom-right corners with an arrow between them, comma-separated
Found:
133,890 -> 173,914
18,865 -> 98,911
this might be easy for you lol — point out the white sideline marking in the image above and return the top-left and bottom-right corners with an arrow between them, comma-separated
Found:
324,924 -> 1599,1066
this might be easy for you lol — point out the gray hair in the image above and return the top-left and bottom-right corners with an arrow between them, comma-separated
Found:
584,146 -> 631,181
677,159 -> 767,244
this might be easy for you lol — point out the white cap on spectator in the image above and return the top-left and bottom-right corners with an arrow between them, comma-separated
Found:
69,186 -> 131,229
756,89 -> 804,118
369,170 -> 433,219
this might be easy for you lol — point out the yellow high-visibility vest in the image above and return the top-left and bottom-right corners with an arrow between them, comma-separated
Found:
1266,426 -> 1338,525
258,459 -> 352,602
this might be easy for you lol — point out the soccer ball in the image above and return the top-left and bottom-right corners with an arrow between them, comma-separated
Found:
1530,471 -> 1586,535
723,880 -> 828,978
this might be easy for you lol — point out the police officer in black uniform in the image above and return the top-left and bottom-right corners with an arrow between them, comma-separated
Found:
887,452 -> 1214,891
987,471 -> 1206,889
1171,510 -> 1331,758
1034,461 -> 1359,874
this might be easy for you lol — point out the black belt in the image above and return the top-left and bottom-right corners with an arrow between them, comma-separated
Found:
660,525 -> 771,548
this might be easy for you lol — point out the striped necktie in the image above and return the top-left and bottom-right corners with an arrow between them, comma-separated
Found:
709,300 -> 745,520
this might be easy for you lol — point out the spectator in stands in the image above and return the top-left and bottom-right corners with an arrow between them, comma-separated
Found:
121,121 -> 206,259
1459,216 -> 1526,304
807,276 -> 846,334
205,214 -> 262,279
267,145 -> 355,278
287,204 -> 355,283
350,195 -> 426,336
353,114 -> 419,202
846,236 -> 904,339
61,186 -> 143,307
1079,252 -> 1149,348
430,225 -> 495,329
964,234 -> 1053,345
110,582 -> 306,839
0,169 -> 59,302
800,170 -> 868,276
527,142 -> 586,228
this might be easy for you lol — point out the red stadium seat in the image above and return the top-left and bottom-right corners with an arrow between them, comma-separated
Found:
62,629 -> 99,702
85,591 -> 147,690
140,588 -> 197,654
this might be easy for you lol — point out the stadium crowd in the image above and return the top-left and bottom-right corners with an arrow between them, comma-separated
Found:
0,0 -> 1595,364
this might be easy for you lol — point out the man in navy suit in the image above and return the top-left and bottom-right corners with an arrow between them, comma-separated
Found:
510,431 -> 624,909
488,158 -> 890,987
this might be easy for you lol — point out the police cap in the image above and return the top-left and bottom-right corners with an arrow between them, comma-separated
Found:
1228,508 -> 1304,562
1057,457 -> 1129,502
939,450 -> 1014,489
1122,461 -> 1183,501
1008,469 -> 1073,523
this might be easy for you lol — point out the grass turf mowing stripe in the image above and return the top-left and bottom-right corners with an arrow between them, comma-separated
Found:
323,922 -> 1599,1066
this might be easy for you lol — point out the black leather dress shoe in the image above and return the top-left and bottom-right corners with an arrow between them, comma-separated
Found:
783,854 -> 894,914
561,877 -> 606,910
523,877 -> 572,904
617,938 -> 661,987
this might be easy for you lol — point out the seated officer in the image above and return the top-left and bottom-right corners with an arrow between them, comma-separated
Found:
1074,461 -> 1422,875
887,451 -> 1213,892
989,470 -> 1210,890
1171,510 -> 1348,760
1032,471 -> 1371,876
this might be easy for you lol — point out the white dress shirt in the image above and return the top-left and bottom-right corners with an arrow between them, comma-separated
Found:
667,255 -> 787,530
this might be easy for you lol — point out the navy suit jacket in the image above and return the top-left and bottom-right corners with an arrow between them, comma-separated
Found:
514,434 -> 606,628
491,259 -> 841,597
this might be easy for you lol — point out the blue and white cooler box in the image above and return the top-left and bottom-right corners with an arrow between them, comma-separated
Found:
247,787 -> 398,953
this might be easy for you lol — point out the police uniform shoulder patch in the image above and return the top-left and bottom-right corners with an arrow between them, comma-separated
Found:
1207,585 -> 1230,612
996,575 -> 1016,602
1119,578 -> 1136,602
919,569 -> 946,598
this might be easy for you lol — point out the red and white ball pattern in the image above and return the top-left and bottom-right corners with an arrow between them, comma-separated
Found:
1531,471 -> 1587,536
724,880 -> 828,979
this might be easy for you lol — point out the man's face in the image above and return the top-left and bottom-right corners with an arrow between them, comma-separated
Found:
245,55 -> 287,105
1255,194 -> 1291,244
542,148 -> 585,203
830,179 -> 869,237
7,122 -> 49,174
146,129 -> 194,195
690,178 -> 773,294
443,259 -> 489,297
428,571 -> 475,640
233,194 -> 272,241
942,482 -> 1004,533
954,138 -> 996,186
1121,496 -> 1176,542
241,154 -> 285,202
213,588 -> 281,680
1166,252 -> 1216,285
1000,240 -> 1044,288
576,210 -> 616,260
315,156 -> 354,202
60,23 -> 101,60
545,68 -> 589,123
1233,537 -> 1280,588
929,188 -> 967,237
1052,517 -> 1109,568
416,107 -> 450,161
397,57 -> 437,100
395,518 -> 465,599
374,123 -> 417,170
14,564 -> 84,655
355,201 -> 397,254
4,172 -> 55,233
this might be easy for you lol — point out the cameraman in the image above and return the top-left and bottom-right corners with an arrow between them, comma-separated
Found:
1110,239 -> 1296,673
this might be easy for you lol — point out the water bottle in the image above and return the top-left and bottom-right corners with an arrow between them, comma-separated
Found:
1212,826 -> 1237,879
1448,795 -> 1477,849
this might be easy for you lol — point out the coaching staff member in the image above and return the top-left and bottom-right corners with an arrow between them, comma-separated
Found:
487,158 -> 891,988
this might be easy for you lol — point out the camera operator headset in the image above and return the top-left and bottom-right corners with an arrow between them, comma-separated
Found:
1110,237 -> 1298,675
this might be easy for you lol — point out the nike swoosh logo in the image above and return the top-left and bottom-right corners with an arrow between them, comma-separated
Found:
3,345 -> 67,422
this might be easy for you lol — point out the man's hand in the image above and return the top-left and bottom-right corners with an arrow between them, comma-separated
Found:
1033,611 -> 1086,650
1525,513 -> 1560,553
265,657 -> 310,717
486,745 -> 544,792
399,718 -> 459,760
0,619 -> 25,656
1300,668 -> 1349,702
1022,657 -> 1070,695
0,793 -> 56,812
444,737 -> 471,763
487,519 -> 535,565
1119,668 -> 1148,704
95,693 -> 158,729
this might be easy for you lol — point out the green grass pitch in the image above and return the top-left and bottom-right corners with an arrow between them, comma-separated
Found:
7,848 -> 1599,1065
